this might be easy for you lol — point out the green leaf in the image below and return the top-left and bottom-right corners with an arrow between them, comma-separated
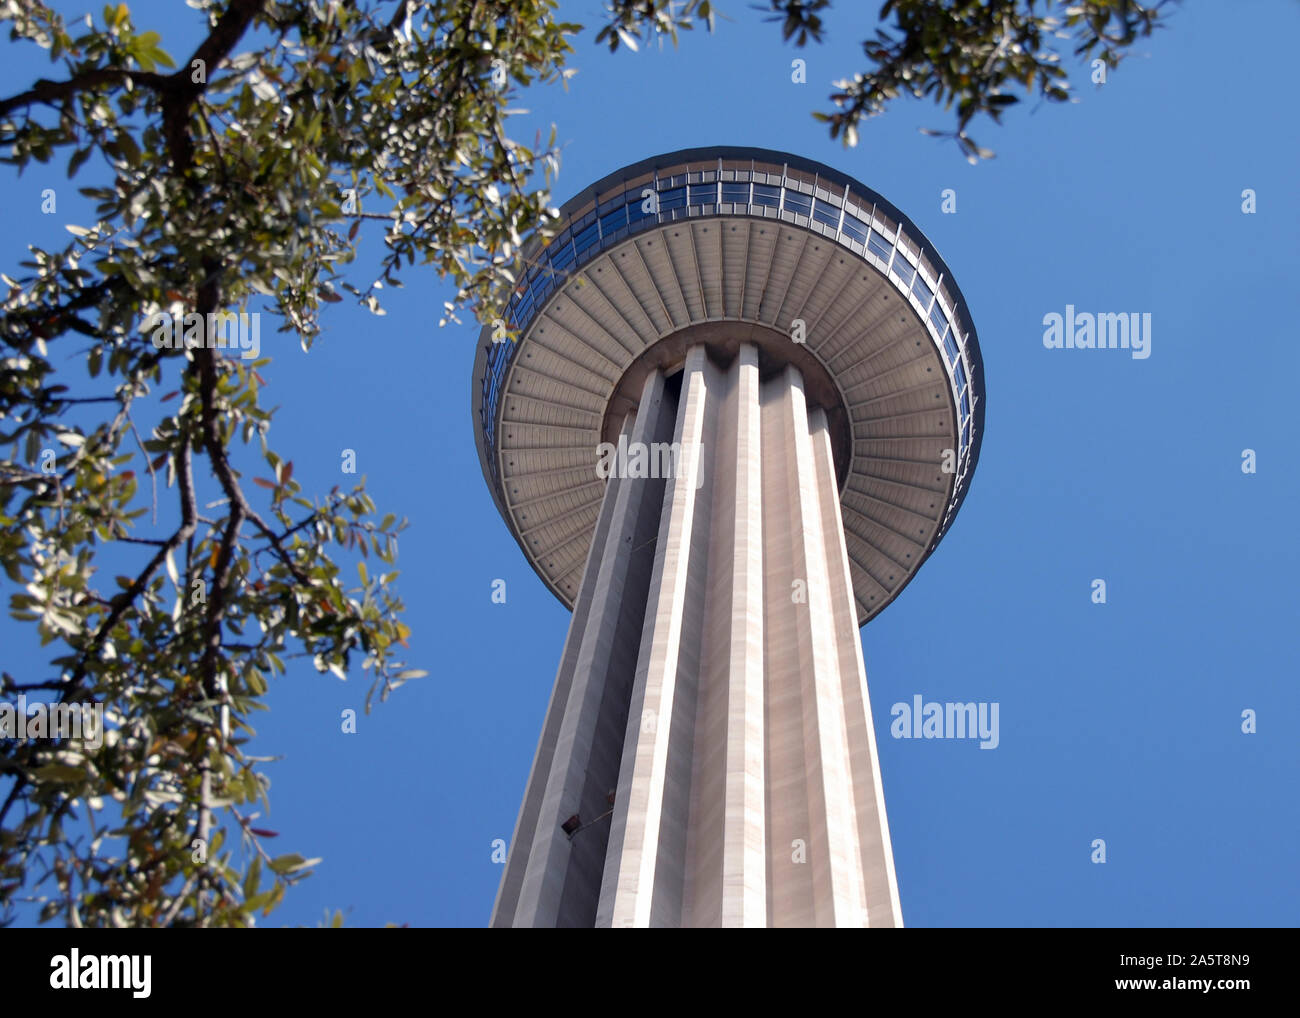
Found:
243,854 -> 261,900
34,764 -> 85,783
268,853 -> 322,875
66,147 -> 92,178
116,130 -> 142,166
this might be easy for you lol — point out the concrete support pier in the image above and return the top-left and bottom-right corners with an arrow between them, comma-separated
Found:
491,343 -> 903,929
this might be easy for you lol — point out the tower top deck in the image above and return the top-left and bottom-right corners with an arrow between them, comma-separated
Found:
471,146 -> 985,625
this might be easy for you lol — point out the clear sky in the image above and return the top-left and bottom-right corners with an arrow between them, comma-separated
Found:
2,0 -> 1297,928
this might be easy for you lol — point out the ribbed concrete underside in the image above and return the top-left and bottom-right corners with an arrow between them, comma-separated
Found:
491,343 -> 902,928
491,215 -> 964,627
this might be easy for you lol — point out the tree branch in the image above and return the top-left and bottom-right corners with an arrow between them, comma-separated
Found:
0,68 -> 169,118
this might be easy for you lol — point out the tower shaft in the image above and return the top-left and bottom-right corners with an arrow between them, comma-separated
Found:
491,343 -> 902,928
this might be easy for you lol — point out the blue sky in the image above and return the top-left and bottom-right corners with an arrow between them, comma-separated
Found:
2,0 -> 1297,927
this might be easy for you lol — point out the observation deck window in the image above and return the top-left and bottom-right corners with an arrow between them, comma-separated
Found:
688,183 -> 716,205
574,222 -> 600,256
891,253 -> 915,287
782,190 -> 812,216
627,192 -> 654,224
812,198 -> 840,227
912,274 -> 933,307
600,206 -> 627,236
841,214 -> 869,245
721,181 -> 750,204
659,185 -> 687,211
944,331 -> 960,366
929,302 -> 947,337
549,240 -> 575,272
514,288 -> 534,325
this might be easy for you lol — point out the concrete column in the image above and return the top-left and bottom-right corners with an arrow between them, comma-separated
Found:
810,407 -> 904,927
493,342 -> 900,928
493,368 -> 676,927
686,343 -> 766,928
763,365 -> 866,928
599,345 -> 716,928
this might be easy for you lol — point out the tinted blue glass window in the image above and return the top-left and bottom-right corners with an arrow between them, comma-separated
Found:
688,183 -> 716,205
961,419 -> 971,452
550,241 -> 574,272
944,332 -> 960,365
574,222 -> 599,255
515,288 -> 534,326
867,230 -> 892,262
721,181 -> 749,204
929,303 -> 947,337
842,215 -> 868,244
783,190 -> 812,216
600,206 -> 627,235
912,275 -> 933,307
627,194 -> 654,223
659,186 -> 687,211
955,360 -> 967,392
812,198 -> 839,227
891,254 -> 915,287
752,183 -> 780,207
488,347 -> 510,407
960,389 -> 970,421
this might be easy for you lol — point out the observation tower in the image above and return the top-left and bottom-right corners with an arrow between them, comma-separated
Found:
472,147 -> 984,927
